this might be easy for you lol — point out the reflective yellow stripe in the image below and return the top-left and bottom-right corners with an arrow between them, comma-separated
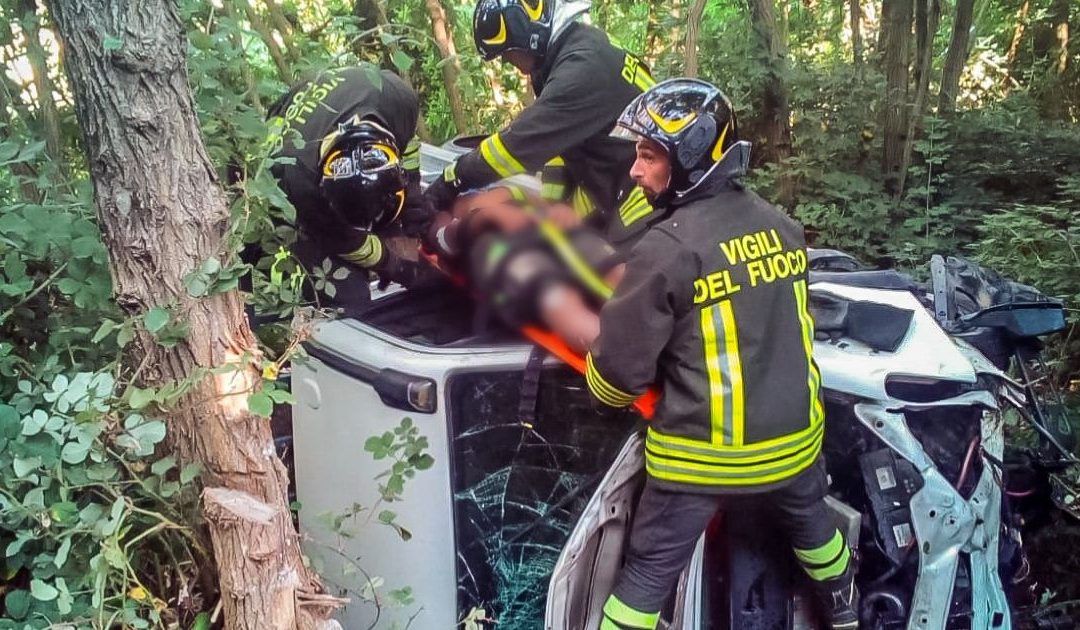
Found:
634,67 -> 656,92
479,133 -> 525,178
794,280 -> 825,427
571,187 -> 594,218
700,304 -> 725,445
542,182 -> 566,200
538,221 -> 613,301
796,530 -> 851,581
402,137 -> 420,170
545,156 -> 565,167
720,301 -> 745,446
618,187 -> 653,226
339,234 -> 383,267
586,353 -> 636,407
603,595 -> 659,629
646,428 -> 820,468
645,434 -> 821,486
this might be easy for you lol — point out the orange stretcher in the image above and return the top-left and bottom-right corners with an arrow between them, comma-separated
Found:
419,246 -> 659,419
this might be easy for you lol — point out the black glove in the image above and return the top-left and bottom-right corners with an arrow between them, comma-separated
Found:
424,168 -> 462,213
399,196 -> 436,239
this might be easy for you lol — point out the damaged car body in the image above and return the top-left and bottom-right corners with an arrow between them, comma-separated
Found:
287,144 -> 1073,629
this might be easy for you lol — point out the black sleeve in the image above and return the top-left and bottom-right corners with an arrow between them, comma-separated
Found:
585,231 -> 695,407
451,52 -> 627,189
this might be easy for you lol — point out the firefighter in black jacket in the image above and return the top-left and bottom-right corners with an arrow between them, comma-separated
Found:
424,0 -> 659,252
269,67 -> 431,313
587,79 -> 859,629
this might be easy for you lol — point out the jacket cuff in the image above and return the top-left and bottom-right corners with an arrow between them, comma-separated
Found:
339,234 -> 384,268
585,352 -> 636,408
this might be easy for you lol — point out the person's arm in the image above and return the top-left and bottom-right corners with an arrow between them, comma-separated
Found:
585,232 -> 693,407
426,52 -> 625,207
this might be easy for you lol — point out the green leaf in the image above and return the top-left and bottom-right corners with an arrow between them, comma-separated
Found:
13,456 -> 40,477
191,612 -> 211,630
413,454 -> 435,470
61,440 -> 91,464
54,537 -> 72,568
152,455 -> 177,476
117,324 -> 136,348
4,589 -> 30,619
144,307 -> 169,333
71,235 -> 101,257
21,409 -> 48,436
127,419 -> 167,448
391,50 -> 414,72
248,391 -> 273,417
129,386 -> 156,410
30,578 -> 58,601
180,462 -> 202,485
92,319 -> 117,343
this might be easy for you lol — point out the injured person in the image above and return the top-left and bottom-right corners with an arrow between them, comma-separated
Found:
423,185 -> 625,353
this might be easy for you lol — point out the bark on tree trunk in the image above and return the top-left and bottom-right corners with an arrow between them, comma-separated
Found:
45,0 -> 342,627
1005,0 -> 1030,87
684,0 -> 708,78
1051,0 -> 1070,75
898,0 -> 939,195
20,0 -> 63,165
938,0 -> 975,113
850,0 -> 864,69
880,0 -> 913,195
424,0 -> 469,134
749,0 -> 795,205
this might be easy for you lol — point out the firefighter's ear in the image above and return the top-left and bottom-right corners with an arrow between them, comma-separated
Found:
677,115 -> 716,171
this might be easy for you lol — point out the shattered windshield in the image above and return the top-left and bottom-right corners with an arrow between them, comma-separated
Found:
448,367 -> 639,626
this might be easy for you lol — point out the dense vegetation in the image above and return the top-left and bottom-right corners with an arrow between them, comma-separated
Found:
0,0 -> 1076,626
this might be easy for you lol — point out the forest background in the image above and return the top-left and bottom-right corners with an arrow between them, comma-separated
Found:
0,0 -> 1077,626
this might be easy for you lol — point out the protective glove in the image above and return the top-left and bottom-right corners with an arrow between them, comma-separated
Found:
423,166 -> 462,213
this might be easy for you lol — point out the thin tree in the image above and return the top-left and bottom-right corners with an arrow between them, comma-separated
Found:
45,0 -> 343,626
19,0 -> 62,164
938,0 -> 976,113
749,0 -> 795,205
685,0 -> 708,78
880,0 -> 914,195
425,0 -> 469,134
897,0 -> 939,195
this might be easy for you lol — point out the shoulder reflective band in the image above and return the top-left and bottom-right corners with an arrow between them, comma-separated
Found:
340,234 -> 384,268
794,279 -> 825,427
542,182 -> 566,200
571,186 -> 594,218
479,132 -> 526,178
618,187 -> 653,226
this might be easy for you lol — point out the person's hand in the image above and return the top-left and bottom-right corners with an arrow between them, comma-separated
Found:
543,202 -> 581,230
424,173 -> 461,213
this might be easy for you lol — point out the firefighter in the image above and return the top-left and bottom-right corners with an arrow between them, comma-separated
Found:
585,79 -> 859,629
424,0 -> 660,253
268,66 -> 432,314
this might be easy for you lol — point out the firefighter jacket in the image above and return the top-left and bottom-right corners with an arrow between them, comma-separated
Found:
585,179 -> 825,493
268,67 -> 425,285
449,23 -> 661,248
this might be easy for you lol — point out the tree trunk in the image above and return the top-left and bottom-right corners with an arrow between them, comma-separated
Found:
897,0 -> 939,195
850,0 -> 863,68
684,0 -> 708,78
45,0 -> 342,627
1051,0 -> 1070,75
938,0 -> 975,113
20,0 -> 63,164
1004,0 -> 1030,86
880,0 -> 913,195
749,0 -> 795,205
424,0 -> 468,134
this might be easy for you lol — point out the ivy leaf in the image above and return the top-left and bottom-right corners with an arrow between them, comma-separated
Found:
151,455 -> 176,476
30,578 -> 58,601
61,440 -> 91,464
248,391 -> 273,417
128,386 -> 156,410
21,409 -> 48,436
92,319 -> 117,343
180,462 -> 202,485
54,537 -> 72,568
144,307 -> 169,333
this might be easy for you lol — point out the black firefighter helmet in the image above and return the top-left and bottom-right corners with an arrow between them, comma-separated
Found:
473,0 -> 555,62
613,78 -> 752,204
318,118 -> 407,232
